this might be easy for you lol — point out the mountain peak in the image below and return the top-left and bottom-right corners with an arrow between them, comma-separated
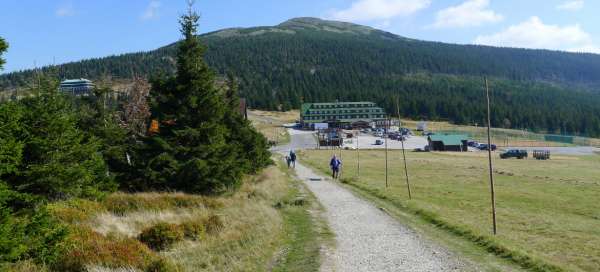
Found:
278,17 -> 376,34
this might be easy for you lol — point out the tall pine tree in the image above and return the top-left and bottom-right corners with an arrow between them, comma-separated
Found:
145,5 -> 242,193
223,73 -> 272,173
0,37 -> 6,71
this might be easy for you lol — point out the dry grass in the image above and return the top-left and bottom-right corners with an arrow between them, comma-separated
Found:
47,162 -> 305,272
248,110 -> 298,144
300,149 -> 600,271
164,165 -> 291,271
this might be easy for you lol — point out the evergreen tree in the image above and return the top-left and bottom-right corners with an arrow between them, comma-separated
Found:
223,73 -> 272,173
0,77 -> 116,201
0,37 -> 6,70
145,5 -> 242,193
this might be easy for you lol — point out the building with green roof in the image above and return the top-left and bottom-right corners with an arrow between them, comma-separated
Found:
428,134 -> 469,152
300,101 -> 387,129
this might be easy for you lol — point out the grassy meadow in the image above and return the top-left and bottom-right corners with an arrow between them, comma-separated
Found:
299,149 -> 600,271
401,119 -> 600,147
9,160 -> 326,272
248,110 -> 298,145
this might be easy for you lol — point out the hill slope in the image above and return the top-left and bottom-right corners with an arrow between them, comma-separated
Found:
2,17 -> 600,136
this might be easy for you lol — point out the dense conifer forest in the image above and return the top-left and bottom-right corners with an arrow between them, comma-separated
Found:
3,17 -> 600,136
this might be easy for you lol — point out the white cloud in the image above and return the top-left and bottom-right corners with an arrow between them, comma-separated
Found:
55,4 -> 75,17
329,0 -> 431,22
141,1 -> 161,21
432,0 -> 503,28
556,0 -> 584,11
474,16 -> 600,53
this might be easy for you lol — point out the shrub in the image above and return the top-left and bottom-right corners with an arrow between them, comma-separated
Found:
55,226 -> 157,271
204,214 -> 224,234
180,220 -> 206,240
138,223 -> 184,251
47,198 -> 106,224
145,258 -> 180,272
1,260 -> 48,272
103,192 -> 220,215
0,192 -> 67,266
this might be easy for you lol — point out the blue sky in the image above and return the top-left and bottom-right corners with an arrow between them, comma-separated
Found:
1,0 -> 599,73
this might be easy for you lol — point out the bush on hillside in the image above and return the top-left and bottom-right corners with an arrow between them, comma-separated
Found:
55,226 -> 159,271
204,214 -> 224,234
145,258 -> 180,272
138,223 -> 184,251
0,184 -> 67,266
180,220 -> 206,240
103,192 -> 221,215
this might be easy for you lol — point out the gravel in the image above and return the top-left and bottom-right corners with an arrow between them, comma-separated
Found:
291,161 -> 469,272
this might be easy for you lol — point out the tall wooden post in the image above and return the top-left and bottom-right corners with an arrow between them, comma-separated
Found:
339,129 -> 343,179
385,117 -> 389,188
397,99 -> 412,199
356,129 -> 360,180
485,77 -> 498,235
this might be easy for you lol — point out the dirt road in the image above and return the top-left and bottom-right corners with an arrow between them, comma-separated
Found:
292,161 -> 468,272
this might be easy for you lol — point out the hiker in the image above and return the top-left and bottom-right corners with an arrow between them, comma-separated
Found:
285,155 -> 291,168
330,154 -> 342,179
289,150 -> 297,168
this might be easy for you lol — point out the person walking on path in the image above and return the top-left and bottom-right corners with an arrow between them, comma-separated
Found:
289,150 -> 297,169
330,154 -> 342,179
285,155 -> 292,168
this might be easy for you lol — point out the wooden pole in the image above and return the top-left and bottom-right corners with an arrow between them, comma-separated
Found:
485,77 -> 498,235
339,129 -> 343,179
397,99 -> 412,200
356,129 -> 360,180
385,117 -> 389,188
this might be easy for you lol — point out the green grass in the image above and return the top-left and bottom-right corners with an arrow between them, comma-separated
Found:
299,149 -> 600,272
272,159 -> 334,272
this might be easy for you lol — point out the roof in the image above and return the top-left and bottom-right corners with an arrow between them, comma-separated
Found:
60,78 -> 93,84
429,134 -> 468,146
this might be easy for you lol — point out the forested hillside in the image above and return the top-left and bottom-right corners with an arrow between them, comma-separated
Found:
3,17 -> 600,136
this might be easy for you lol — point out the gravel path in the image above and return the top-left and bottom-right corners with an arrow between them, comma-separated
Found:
292,161 -> 468,272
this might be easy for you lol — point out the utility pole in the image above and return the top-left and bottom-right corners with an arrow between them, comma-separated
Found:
397,99 -> 412,199
485,77 -> 498,235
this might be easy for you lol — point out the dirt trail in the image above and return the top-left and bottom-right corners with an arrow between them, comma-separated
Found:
291,161 -> 469,272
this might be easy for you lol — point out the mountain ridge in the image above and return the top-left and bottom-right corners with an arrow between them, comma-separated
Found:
2,17 -> 600,136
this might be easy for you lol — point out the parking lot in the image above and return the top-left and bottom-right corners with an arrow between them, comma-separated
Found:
340,132 -> 429,150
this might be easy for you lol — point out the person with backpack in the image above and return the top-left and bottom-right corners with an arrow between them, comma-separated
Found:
330,154 -> 342,179
289,150 -> 297,169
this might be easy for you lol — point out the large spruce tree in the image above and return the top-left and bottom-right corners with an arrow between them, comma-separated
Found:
0,37 -> 6,70
145,6 -> 243,193
223,73 -> 272,173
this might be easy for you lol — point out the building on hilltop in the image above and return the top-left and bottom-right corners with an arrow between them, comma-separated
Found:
300,101 -> 387,129
59,78 -> 95,96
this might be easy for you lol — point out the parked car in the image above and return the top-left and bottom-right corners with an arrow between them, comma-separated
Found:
500,149 -> 528,159
375,139 -> 384,145
478,144 -> 497,151
467,141 -> 479,147
374,132 -> 384,137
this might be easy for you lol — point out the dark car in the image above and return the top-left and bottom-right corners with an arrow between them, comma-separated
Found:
478,144 -> 497,151
500,149 -> 528,159
467,141 -> 479,147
